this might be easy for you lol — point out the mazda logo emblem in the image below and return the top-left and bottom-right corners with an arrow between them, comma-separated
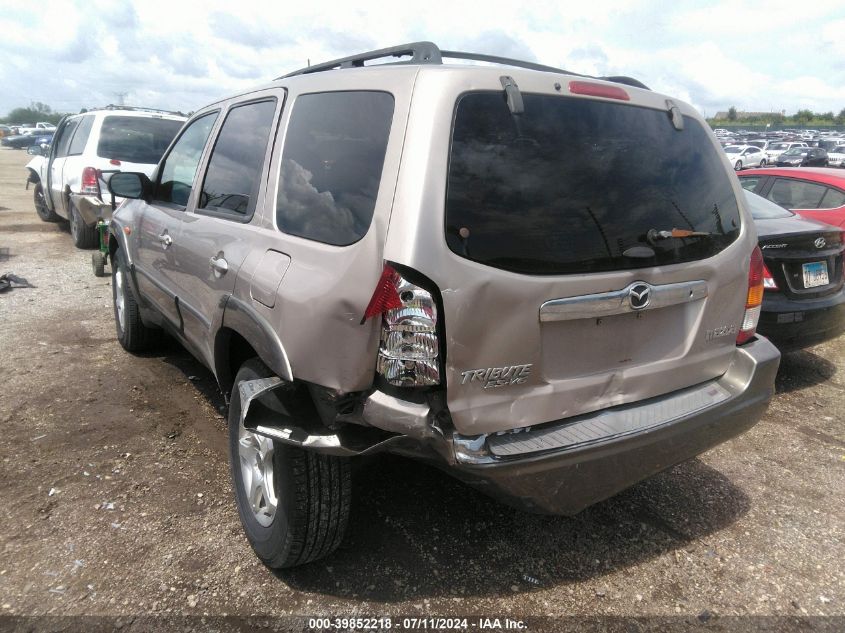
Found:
629,283 -> 651,310
815,237 -> 826,249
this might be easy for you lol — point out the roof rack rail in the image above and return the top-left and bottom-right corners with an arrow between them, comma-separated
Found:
98,104 -> 187,117
279,41 -> 649,90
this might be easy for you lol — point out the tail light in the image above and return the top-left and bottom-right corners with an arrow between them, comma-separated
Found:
762,263 -> 778,290
737,246 -> 764,345
362,264 -> 440,387
81,167 -> 100,195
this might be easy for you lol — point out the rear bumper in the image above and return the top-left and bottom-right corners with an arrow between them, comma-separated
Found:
70,194 -> 114,226
444,337 -> 780,514
758,288 -> 845,351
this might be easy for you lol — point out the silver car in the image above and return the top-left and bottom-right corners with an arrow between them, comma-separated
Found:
107,42 -> 780,568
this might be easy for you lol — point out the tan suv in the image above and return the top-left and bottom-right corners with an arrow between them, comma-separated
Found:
107,42 -> 781,569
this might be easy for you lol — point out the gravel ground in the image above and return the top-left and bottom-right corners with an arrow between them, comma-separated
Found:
0,147 -> 843,630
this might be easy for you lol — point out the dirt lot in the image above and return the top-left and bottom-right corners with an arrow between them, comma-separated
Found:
0,146 -> 843,629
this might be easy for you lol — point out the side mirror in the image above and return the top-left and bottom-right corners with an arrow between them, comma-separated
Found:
108,172 -> 152,200
26,145 -> 41,156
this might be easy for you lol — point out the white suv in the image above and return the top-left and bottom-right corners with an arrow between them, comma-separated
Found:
26,106 -> 186,248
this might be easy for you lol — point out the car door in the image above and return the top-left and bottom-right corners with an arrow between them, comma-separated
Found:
46,116 -> 80,218
131,111 -> 220,329
170,93 -> 282,368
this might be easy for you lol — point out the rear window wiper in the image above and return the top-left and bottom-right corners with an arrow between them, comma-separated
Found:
647,228 -> 713,245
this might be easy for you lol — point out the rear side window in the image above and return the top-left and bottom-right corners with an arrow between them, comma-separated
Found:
446,93 -> 741,275
68,115 -> 94,155
821,188 -> 845,209
767,179 -> 827,209
198,99 -> 277,217
157,112 -> 218,206
97,116 -> 184,164
276,91 -> 394,245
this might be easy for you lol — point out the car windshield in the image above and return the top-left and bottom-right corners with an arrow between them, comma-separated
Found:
783,148 -> 808,156
97,116 -> 184,164
724,146 -> 742,153
744,190 -> 793,220
769,143 -> 787,150
445,92 -> 741,275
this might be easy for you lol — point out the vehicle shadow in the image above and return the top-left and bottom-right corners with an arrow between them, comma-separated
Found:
775,348 -> 837,394
279,454 -> 750,601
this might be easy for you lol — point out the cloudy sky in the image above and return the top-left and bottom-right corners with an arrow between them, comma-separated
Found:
1,0 -> 843,118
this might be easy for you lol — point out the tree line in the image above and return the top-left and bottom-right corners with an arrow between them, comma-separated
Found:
712,106 -> 845,127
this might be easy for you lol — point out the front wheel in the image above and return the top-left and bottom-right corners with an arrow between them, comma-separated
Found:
229,359 -> 351,569
734,160 -> 743,171
759,159 -> 767,167
112,249 -> 158,351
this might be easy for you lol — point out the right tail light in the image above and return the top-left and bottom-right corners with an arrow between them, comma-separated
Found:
737,246 -> 764,345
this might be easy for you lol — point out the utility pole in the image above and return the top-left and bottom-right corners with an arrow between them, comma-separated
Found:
113,92 -> 128,107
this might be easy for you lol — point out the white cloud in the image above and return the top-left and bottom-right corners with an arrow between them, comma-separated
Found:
0,0 -> 843,117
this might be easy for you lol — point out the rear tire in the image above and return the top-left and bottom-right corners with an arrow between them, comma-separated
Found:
734,160 -> 743,171
69,200 -> 98,249
228,359 -> 351,569
760,159 -> 767,167
112,248 -> 158,352
34,183 -> 61,222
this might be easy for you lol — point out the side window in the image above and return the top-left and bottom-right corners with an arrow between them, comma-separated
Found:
276,91 -> 394,246
67,115 -> 95,156
156,112 -> 218,206
820,188 -> 845,209
767,179 -> 827,209
197,99 -> 277,217
739,177 -> 760,192
53,118 -> 80,158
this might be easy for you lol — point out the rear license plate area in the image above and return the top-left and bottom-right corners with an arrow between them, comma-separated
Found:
802,261 -> 829,288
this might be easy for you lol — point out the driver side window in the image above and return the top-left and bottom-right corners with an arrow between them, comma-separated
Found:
156,112 -> 218,206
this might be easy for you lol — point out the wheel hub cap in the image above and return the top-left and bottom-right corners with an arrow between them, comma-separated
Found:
114,269 -> 126,331
238,421 -> 278,527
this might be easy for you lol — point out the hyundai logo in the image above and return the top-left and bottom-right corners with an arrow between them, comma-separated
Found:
629,283 -> 651,310
815,237 -> 826,249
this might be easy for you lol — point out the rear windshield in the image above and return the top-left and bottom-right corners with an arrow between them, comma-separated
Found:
97,116 -> 184,164
445,92 -> 742,275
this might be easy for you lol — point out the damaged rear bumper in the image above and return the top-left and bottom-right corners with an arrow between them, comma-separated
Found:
238,337 -> 779,516
445,336 -> 780,514
71,194 -> 114,226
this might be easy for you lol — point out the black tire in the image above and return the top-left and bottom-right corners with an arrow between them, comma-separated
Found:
34,183 -> 61,222
92,251 -> 106,277
112,249 -> 158,351
734,160 -> 743,171
69,200 -> 98,249
228,359 -> 351,569
760,159 -> 767,167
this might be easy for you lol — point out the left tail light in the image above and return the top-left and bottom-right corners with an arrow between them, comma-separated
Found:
362,264 -> 440,387
81,167 -> 99,195
737,246 -> 764,345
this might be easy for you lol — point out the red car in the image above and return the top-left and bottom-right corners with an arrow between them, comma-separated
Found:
738,167 -> 845,228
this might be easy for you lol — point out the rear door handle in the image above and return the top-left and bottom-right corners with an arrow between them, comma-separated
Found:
210,254 -> 229,277
158,232 -> 172,248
